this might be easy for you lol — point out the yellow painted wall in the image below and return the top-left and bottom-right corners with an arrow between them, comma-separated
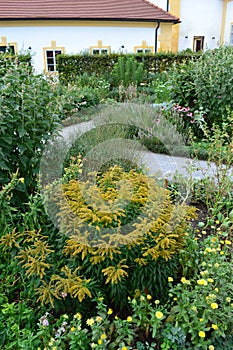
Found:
169,0 -> 181,52
158,23 -> 173,51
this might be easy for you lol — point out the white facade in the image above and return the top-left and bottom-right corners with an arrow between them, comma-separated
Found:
150,0 -> 233,51
0,22 -> 160,74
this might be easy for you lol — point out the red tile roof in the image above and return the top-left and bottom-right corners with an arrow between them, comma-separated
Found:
0,0 -> 179,23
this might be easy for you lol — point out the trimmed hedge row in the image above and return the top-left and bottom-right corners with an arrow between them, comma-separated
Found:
57,51 -> 202,84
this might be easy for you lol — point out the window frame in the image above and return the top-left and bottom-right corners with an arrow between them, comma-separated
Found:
193,36 -> 205,52
0,36 -> 17,55
43,41 -> 65,74
90,40 -> 111,55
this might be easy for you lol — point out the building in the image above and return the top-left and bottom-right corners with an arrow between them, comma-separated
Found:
150,0 -> 233,52
0,0 -> 179,74
1,0 -> 233,75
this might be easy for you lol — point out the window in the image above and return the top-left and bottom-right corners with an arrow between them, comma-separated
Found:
193,36 -> 204,52
43,41 -> 65,73
45,49 -> 62,71
134,41 -> 154,54
0,36 -> 17,54
92,48 -> 108,55
90,40 -> 110,55
136,48 -> 152,54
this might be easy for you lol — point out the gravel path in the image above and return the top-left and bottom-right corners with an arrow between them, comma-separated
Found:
60,121 -> 224,181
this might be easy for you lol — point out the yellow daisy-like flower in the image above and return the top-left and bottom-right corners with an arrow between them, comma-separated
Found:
199,318 -> 204,322
199,331 -> 205,338
122,347 -> 128,350
215,288 -> 219,292
207,278 -> 214,283
197,279 -> 208,286
155,299 -> 160,305
127,316 -> 132,322
226,297 -> 231,302
209,345 -> 215,350
225,240 -> 231,245
96,316 -> 103,322
100,333 -> 107,340
107,308 -> 113,315
181,277 -> 190,284
212,324 -> 218,330
155,311 -> 163,319
168,277 -> 174,282
74,312 -> 82,320
147,294 -> 152,300
71,326 -> 76,332
48,338 -> 55,346
211,302 -> 218,309
86,318 -> 95,326
98,339 -> 102,345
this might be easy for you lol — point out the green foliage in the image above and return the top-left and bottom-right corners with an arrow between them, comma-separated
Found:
111,56 -> 145,88
168,45 -> 233,131
42,164 -> 195,309
0,55 -> 61,207
57,52 -> 201,85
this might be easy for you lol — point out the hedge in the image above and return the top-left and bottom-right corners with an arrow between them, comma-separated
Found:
57,51 -> 202,84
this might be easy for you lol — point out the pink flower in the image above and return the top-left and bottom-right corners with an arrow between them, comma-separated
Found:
187,112 -> 193,117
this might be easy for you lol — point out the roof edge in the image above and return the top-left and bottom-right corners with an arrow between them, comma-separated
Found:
0,17 -> 180,23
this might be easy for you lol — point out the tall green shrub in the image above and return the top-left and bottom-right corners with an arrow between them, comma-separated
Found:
0,56 -> 60,208
168,46 -> 233,130
111,56 -> 146,87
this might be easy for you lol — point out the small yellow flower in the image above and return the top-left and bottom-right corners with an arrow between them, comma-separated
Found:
71,326 -> 76,332
215,288 -> 219,292
122,347 -> 128,350
96,316 -> 103,322
181,277 -> 190,284
86,318 -> 95,326
140,296 -> 145,301
168,277 -> 174,282
197,279 -> 208,286
199,318 -> 204,322
48,338 -> 55,346
155,311 -> 163,319
211,302 -> 218,309
107,308 -> 113,315
207,278 -> 214,283
115,315 -> 118,320
209,346 -> 215,350
173,297 -> 178,301
100,333 -> 106,340
212,324 -> 218,330
225,239 -> 231,245
146,294 -> 152,300
74,312 -> 82,320
98,339 -> 102,345
220,251 -> 224,255
155,299 -> 160,305
199,331 -> 205,338
127,316 -> 132,322
226,297 -> 231,302
18,177 -> 25,183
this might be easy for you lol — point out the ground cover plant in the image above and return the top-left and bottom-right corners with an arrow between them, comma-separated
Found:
0,48 -> 233,349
